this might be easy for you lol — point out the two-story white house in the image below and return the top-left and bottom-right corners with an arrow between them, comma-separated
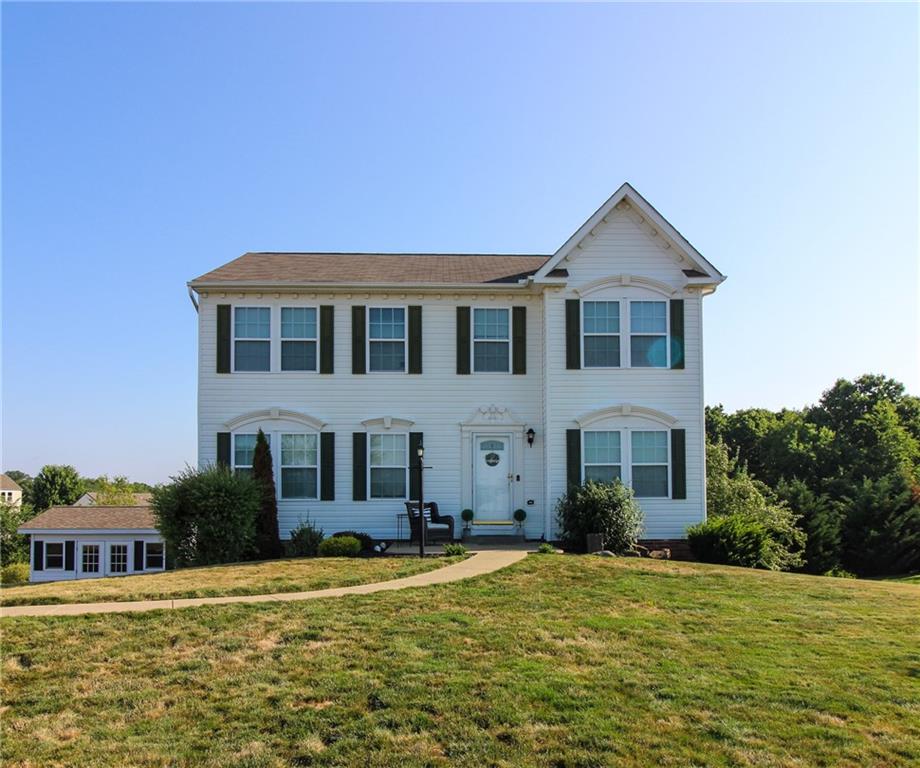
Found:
189,183 -> 725,544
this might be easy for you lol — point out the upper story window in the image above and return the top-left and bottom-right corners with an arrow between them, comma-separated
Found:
631,431 -> 669,497
583,431 -> 621,483
473,308 -> 510,372
369,433 -> 407,498
281,433 -> 318,499
582,428 -> 670,498
583,301 -> 620,368
233,433 -> 257,478
369,308 -> 406,372
281,308 -> 317,371
630,301 -> 667,368
234,307 -> 271,371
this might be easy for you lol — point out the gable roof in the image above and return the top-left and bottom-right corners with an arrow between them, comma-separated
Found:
77,491 -> 153,506
533,182 -> 725,284
1,473 -> 22,491
190,253 -> 550,288
18,505 -> 157,532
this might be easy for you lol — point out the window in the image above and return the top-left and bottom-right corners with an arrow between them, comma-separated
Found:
631,431 -> 669,497
110,544 -> 128,574
234,307 -> 271,371
81,544 -> 100,573
368,308 -> 406,372
630,301 -> 667,368
369,433 -> 407,498
45,542 -> 64,569
473,308 -> 510,372
281,433 -> 318,499
281,307 -> 317,371
145,542 -> 165,570
583,301 -> 620,367
583,431 -> 622,484
233,433 -> 257,479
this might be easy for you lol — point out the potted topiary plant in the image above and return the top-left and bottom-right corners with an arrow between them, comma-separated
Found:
513,508 -> 527,533
461,509 -> 474,534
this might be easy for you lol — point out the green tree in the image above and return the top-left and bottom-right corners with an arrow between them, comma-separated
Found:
0,502 -> 33,564
31,465 -> 85,511
775,479 -> 843,574
93,475 -> 139,505
252,429 -> 282,559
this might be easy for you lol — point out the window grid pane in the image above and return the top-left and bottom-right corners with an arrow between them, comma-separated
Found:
234,307 -> 270,339
473,341 -> 510,372
630,301 -> 666,333
370,468 -> 406,498
369,308 -> 405,340
369,341 -> 405,371
281,340 -> 317,371
630,336 -> 667,368
281,307 -> 317,339
110,545 -> 128,573
584,336 -> 620,367
632,431 -> 669,463
584,431 -> 621,464
584,465 -> 622,484
583,301 -> 620,334
82,545 -> 99,573
632,466 -> 669,497
473,308 -> 509,340
370,434 -> 407,467
281,434 -> 318,467
282,467 -> 318,499
234,340 -> 270,371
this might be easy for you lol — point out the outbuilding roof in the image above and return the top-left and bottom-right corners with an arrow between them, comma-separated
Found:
18,506 -> 158,532
1,473 -> 22,491
190,252 -> 551,287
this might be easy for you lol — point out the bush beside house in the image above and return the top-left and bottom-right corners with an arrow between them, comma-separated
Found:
555,480 -> 643,553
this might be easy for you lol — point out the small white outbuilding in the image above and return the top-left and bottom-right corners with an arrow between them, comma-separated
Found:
17,506 -> 165,582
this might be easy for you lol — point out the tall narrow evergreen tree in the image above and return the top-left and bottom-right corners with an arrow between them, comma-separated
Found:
252,429 -> 282,559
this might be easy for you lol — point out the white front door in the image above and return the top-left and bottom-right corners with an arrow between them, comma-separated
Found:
78,541 -> 104,579
473,434 -> 512,521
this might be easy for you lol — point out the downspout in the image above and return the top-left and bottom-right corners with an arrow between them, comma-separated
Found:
187,285 -> 199,312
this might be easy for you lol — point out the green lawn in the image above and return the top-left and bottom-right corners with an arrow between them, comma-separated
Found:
0,556 -> 460,606
2,555 -> 919,767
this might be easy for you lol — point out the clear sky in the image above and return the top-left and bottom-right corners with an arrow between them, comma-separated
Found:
2,2 -> 918,484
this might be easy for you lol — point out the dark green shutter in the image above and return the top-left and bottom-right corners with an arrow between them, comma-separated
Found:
456,307 -> 471,374
408,306 -> 422,374
65,541 -> 76,571
671,429 -> 687,499
512,306 -> 526,375
566,429 -> 582,488
352,306 -> 366,374
352,432 -> 367,501
670,299 -> 685,370
134,541 -> 144,571
217,304 -> 231,374
409,432 -> 423,501
34,540 -> 43,571
320,305 -> 334,374
217,433 -> 231,468
565,299 -> 581,369
320,432 -> 335,501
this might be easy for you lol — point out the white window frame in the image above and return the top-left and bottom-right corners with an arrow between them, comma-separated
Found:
367,306 -> 408,373
368,432 -> 409,500
232,433 -> 258,477
581,300 -> 622,369
232,306 -> 272,373
279,432 -> 319,500
44,541 -> 65,571
279,306 -> 319,373
109,543 -> 129,574
581,430 -> 623,484
144,541 -> 165,571
582,428 -> 671,498
620,299 -> 671,371
471,306 -> 512,374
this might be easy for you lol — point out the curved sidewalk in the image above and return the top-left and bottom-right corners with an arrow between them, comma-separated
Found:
0,550 -> 528,619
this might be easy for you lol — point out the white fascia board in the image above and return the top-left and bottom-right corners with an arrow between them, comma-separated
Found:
17,528 -> 160,536
188,281 -> 538,293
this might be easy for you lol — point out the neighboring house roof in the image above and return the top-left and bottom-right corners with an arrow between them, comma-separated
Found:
1,473 -> 22,491
190,253 -> 551,288
75,491 -> 153,506
18,505 -> 158,533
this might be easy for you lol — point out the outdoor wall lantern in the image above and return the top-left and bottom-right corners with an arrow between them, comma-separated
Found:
526,428 -> 536,446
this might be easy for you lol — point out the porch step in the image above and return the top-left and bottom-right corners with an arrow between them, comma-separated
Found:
462,534 -> 525,544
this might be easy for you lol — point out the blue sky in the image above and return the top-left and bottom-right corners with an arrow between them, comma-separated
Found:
3,2 -> 917,483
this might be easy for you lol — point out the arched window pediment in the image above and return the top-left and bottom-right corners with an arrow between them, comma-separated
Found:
576,274 -> 678,299
361,416 -> 415,431
225,408 -> 325,432
576,404 -> 677,428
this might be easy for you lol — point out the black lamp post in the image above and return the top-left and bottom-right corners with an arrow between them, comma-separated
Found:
416,441 -> 425,558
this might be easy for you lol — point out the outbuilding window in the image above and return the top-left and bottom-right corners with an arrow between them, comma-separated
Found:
110,544 -> 128,574
45,542 -> 64,569
82,544 -> 100,573
145,542 -> 165,570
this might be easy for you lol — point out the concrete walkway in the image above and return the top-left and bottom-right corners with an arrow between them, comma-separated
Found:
0,550 -> 528,619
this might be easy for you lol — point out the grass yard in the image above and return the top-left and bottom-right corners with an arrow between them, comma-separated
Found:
0,556 -> 461,606
2,555 -> 919,768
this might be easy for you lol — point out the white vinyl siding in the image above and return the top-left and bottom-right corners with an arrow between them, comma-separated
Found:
234,307 -> 271,371
369,433 -> 408,499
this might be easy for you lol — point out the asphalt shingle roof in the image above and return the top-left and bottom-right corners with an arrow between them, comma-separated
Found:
19,506 -> 157,531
